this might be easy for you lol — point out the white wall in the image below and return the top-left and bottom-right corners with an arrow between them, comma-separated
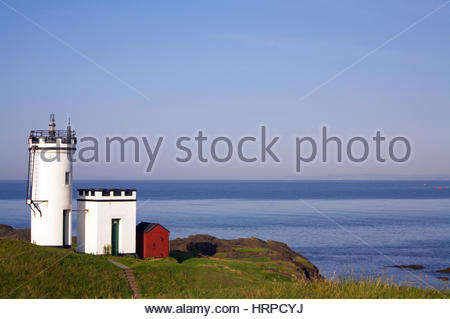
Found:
76,200 -> 99,254
29,136 -> 75,246
77,190 -> 136,255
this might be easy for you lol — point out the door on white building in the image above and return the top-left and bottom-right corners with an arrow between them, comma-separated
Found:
111,219 -> 120,256
63,209 -> 70,247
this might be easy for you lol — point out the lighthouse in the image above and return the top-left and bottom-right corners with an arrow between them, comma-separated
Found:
26,114 -> 77,247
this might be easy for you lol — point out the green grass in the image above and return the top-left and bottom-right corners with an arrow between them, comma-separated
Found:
1,238 -> 448,299
0,239 -> 132,298
112,255 -> 449,299
233,247 -> 270,253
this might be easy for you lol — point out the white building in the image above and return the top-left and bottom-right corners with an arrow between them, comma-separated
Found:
76,189 -> 136,255
27,114 -> 76,247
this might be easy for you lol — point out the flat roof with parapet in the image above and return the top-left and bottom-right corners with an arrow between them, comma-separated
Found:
78,188 -> 137,192
77,188 -> 136,200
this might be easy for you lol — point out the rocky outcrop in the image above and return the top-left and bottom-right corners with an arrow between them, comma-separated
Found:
436,267 -> 450,274
0,224 -> 76,244
170,234 -> 322,281
0,224 -> 30,241
394,265 -> 425,270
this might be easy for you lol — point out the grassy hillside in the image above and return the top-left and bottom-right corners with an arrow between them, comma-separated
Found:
0,239 -> 131,298
0,238 -> 448,298
112,255 -> 449,298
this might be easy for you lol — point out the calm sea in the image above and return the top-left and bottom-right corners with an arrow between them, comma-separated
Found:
1,180 -> 449,289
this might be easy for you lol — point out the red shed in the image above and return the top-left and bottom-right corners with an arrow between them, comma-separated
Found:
136,222 -> 169,258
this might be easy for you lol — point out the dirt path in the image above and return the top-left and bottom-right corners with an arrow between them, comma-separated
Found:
108,259 -> 141,299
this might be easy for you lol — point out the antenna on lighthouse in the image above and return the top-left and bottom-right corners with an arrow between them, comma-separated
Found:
49,113 -> 56,136
66,115 -> 72,145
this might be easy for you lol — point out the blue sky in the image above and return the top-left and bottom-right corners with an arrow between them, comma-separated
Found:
1,0 -> 449,179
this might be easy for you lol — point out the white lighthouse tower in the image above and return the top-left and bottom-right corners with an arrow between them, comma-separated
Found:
26,114 -> 77,247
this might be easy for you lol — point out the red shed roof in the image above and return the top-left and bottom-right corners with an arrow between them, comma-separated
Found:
136,222 -> 169,233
